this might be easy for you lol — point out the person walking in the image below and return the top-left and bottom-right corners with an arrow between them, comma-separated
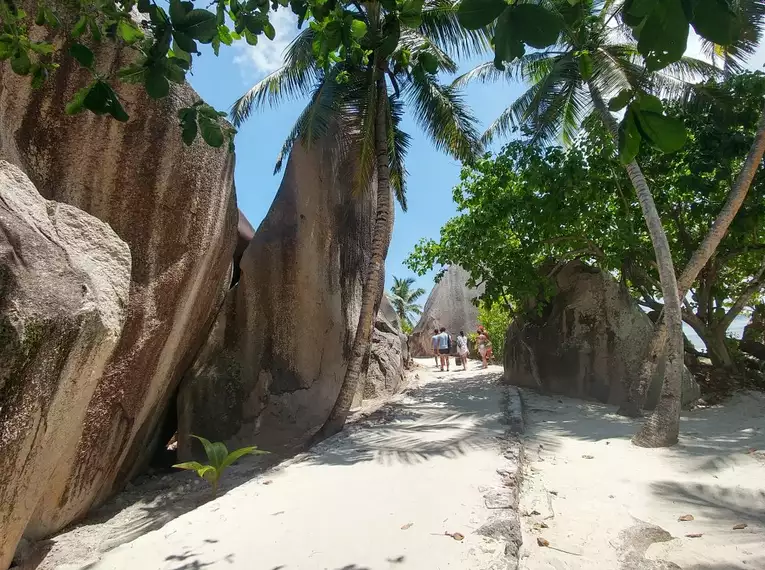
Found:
477,328 -> 491,369
431,329 -> 440,367
456,330 -> 469,371
437,327 -> 450,372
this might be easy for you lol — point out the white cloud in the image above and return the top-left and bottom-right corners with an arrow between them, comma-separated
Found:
233,10 -> 299,80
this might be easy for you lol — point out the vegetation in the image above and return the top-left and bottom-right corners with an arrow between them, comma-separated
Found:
409,71 -> 765,435
388,276 -> 426,330
477,302 -> 510,359
173,435 -> 268,497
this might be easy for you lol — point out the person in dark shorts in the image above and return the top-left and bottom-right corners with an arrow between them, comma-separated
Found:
437,327 -> 450,371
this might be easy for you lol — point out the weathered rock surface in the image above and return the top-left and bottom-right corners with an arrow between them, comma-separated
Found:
361,295 -> 407,401
0,34 -> 237,532
503,261 -> 699,409
0,162 -> 130,570
409,266 -> 483,357
177,139 -> 374,457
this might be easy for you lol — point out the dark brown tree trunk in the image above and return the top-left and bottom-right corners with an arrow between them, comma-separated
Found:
313,74 -> 392,441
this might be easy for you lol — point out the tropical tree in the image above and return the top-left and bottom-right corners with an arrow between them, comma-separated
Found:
230,0 -> 485,439
454,0 -> 720,447
388,276 -> 426,329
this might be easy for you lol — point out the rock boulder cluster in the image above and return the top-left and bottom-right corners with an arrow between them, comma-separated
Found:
0,32 -> 407,569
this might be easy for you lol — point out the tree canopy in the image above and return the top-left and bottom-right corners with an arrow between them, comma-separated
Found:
407,72 -> 765,367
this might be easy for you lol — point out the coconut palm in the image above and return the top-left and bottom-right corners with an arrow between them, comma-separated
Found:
230,0 -> 487,439
455,0 -> 719,447
388,276 -> 426,328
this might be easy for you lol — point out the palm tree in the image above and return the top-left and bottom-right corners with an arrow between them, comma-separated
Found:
455,0 -> 718,447
231,0 -> 486,439
388,276 -> 426,328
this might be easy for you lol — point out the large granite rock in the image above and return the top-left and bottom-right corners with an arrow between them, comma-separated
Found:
409,266 -> 484,357
0,31 -> 237,531
0,163 -> 131,569
503,261 -> 699,409
360,295 -> 407,402
177,138 -> 374,457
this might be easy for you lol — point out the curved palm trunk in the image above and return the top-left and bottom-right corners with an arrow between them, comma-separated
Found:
619,99 -> 765,416
313,74 -> 392,441
588,83 -> 684,447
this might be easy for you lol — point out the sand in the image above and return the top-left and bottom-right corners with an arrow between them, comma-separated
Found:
38,359 -> 519,570
517,390 -> 765,570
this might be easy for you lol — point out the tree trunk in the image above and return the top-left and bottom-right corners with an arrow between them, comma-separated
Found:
619,100 -> 765,415
588,83 -> 684,447
313,74 -> 392,441
706,327 -> 734,369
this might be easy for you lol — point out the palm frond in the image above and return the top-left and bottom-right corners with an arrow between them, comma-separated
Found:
398,29 -> 458,74
387,94 -> 411,210
419,0 -> 493,58
230,29 -> 318,126
405,72 -> 482,161
452,52 -> 556,88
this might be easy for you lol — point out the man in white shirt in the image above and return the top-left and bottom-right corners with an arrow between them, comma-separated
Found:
431,329 -> 440,367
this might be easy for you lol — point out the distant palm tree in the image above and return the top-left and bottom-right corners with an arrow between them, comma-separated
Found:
231,0 -> 486,439
388,276 -> 426,329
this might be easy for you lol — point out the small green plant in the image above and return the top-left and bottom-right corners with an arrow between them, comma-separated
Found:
173,435 -> 267,497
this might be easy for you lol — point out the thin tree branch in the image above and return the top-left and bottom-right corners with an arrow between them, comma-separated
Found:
719,258 -> 765,331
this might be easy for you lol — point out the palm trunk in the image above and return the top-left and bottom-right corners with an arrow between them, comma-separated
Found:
313,74 -> 392,441
588,83 -> 684,447
619,100 -> 765,415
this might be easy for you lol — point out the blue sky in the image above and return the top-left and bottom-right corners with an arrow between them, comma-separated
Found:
188,13 -> 765,301
187,11 -> 522,298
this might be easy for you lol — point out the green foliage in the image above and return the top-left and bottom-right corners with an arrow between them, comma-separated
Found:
407,71 -> 765,362
477,301 -> 510,359
173,435 -> 268,497
0,0 -> 375,150
388,276 -> 426,329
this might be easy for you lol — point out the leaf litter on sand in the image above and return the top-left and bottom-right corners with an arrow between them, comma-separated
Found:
400,523 -> 413,530
678,514 -> 694,522
732,523 -> 748,530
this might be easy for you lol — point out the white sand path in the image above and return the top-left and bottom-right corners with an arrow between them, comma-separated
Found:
71,360 -> 516,570
517,390 -> 765,570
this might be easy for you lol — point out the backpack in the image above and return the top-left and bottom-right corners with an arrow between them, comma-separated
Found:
447,334 -> 452,351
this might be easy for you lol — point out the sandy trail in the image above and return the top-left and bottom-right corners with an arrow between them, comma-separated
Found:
517,390 -> 765,570
61,360 -> 515,570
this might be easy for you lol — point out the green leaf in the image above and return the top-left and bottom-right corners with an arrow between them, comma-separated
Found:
181,116 -> 198,145
108,95 -> 129,122
380,0 -> 397,11
180,9 -> 218,43
198,465 -> 218,482
191,434 -> 227,467
618,107 -> 642,165
30,64 -> 47,89
145,66 -> 170,98
117,19 -> 144,44
608,89 -> 633,112
244,29 -> 259,46
35,6 -> 46,26
82,81 -> 113,114
635,110 -> 687,153
379,16 -> 401,58
165,60 -> 186,84
220,445 -> 267,470
419,51 -> 439,73
89,19 -> 102,42
117,64 -> 147,84
686,0 -> 739,46
636,92 -> 663,113
173,461 -> 206,471
400,0 -> 425,28
43,6 -> 60,28
11,50 -> 31,75
199,117 -> 225,147
458,0 -> 508,30
69,43 -> 94,68
169,0 -> 189,25
636,0 -> 689,71
492,6 -> 525,69
350,19 -> 367,39
512,4 -> 563,49
218,25 -> 233,46
264,21 -> 276,41
578,52 -> 592,80
0,39 -> 13,60
65,84 -> 92,115
72,15 -> 88,38
29,42 -> 54,55
173,31 -> 198,54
